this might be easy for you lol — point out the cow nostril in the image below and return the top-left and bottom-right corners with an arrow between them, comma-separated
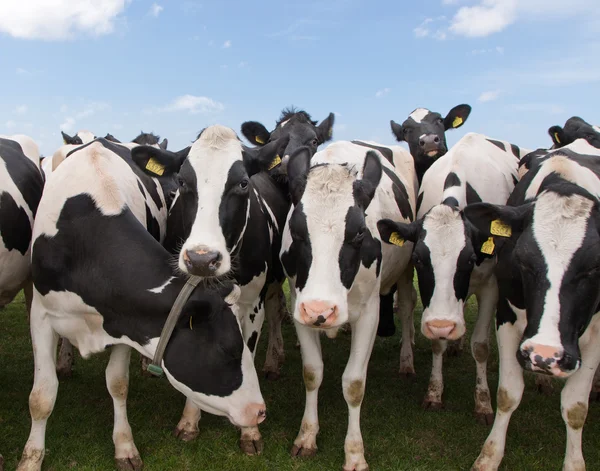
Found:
419,140 -> 425,147
433,136 -> 440,143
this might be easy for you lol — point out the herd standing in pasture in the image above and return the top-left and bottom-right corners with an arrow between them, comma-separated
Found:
1,107 -> 600,471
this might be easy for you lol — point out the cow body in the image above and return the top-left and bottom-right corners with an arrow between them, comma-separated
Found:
18,139 -> 264,471
464,139 -> 600,471
379,133 -> 527,423
280,140 -> 416,470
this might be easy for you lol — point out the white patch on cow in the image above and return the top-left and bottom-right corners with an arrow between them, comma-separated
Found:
230,198 -> 251,254
527,192 -> 592,349
178,125 -> 242,276
260,196 -> 279,233
77,130 -> 95,144
419,134 -> 426,140
148,276 -> 175,294
409,108 -> 430,124
280,119 -> 290,128
169,189 -> 180,215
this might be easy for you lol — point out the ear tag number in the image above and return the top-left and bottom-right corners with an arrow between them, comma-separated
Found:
389,232 -> 405,247
490,219 -> 512,237
268,155 -> 282,170
146,158 -> 165,176
481,237 -> 495,255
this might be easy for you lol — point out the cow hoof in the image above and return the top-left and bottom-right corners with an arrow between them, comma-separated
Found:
343,464 -> 369,471
399,370 -> 417,381
291,445 -> 317,458
475,411 -> 494,426
240,438 -> 264,456
264,370 -> 280,381
174,426 -> 199,442
115,456 -> 143,471
422,399 -> 444,411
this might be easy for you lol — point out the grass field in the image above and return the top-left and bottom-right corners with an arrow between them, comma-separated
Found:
1,289 -> 600,471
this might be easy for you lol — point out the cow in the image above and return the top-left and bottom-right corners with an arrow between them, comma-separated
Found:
280,140 -> 417,471
17,138 -> 264,471
378,132 -> 529,424
549,116 -> 600,149
463,139 -> 600,471
131,125 -> 290,454
239,107 -> 335,380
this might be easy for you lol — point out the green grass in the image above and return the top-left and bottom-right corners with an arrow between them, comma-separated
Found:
1,289 -> 600,471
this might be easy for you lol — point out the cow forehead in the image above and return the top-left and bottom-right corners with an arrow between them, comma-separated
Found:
421,206 -> 466,258
408,108 -> 432,124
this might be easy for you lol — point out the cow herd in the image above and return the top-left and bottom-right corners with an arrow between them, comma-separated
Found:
1,106 -> 600,471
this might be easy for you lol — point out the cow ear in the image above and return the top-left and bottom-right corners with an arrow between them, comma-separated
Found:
316,112 -> 335,144
377,218 -> 419,246
241,121 -> 271,146
463,202 -> 533,239
159,138 -> 168,150
354,151 -> 382,210
131,145 -> 190,177
390,120 -> 404,142
61,131 -> 82,145
444,104 -> 472,130
548,125 -> 566,148
287,146 -> 312,206
244,134 -> 291,176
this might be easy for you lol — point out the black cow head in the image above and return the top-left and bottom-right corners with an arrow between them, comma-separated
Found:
548,116 -> 600,149
132,131 -> 168,149
61,131 -> 83,145
390,104 -> 471,182
104,133 -> 122,143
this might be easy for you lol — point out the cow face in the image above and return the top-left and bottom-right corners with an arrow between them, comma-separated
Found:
465,192 -> 600,378
549,117 -> 600,149
378,204 -> 492,341
281,149 -> 382,328
241,108 -> 334,179
390,105 -> 471,181
164,283 -> 265,427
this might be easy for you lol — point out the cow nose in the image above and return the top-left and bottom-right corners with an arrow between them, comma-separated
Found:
183,248 -> 222,276
245,403 -> 267,426
425,320 -> 457,340
419,135 -> 442,156
518,342 -> 577,377
299,301 -> 339,328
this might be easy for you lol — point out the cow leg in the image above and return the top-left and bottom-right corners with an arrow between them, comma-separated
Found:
174,398 -> 201,441
471,317 -> 526,471
397,267 -> 416,378
106,345 -> 142,471
262,282 -> 286,380
56,338 -> 75,379
18,296 -> 59,471
291,326 -> 322,458
342,298 -> 378,471
423,339 -> 447,410
376,291 -> 396,337
472,281 -> 497,425
589,364 -> 600,402
561,315 -> 600,471
24,279 -> 33,319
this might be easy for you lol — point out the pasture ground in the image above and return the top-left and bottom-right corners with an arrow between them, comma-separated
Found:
1,288 -> 600,470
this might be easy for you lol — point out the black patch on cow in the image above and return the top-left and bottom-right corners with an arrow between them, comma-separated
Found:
339,206 -> 369,289
512,174 -> 519,186
0,192 -> 31,255
250,313 -> 256,323
413,238 -> 434,308
137,181 -> 146,198
442,197 -> 459,207
283,204 -> 312,291
466,182 -> 482,205
444,172 -> 461,189
487,139 -> 506,151
416,192 -> 424,215
453,245 -> 475,302
381,166 -> 413,221
145,204 -> 161,242
510,144 -> 521,158
351,141 -> 394,166
247,331 -> 258,353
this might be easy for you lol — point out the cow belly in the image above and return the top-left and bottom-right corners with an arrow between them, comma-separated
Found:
0,249 -> 30,305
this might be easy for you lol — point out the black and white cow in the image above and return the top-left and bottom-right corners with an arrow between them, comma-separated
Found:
239,107 -> 335,381
378,133 -> 529,424
17,138 -> 264,471
131,125 -> 290,454
390,104 -> 472,184
464,139 -> 600,471
280,140 -> 417,470
549,116 -> 600,149
42,130 -> 97,177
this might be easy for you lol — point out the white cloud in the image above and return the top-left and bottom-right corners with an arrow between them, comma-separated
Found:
15,105 -> 27,115
149,3 -> 163,17
471,46 -> 504,55
161,95 -> 224,114
414,16 -> 448,40
16,67 -> 30,75
375,88 -> 391,98
478,90 -> 501,102
0,0 -> 128,41
60,117 -> 76,132
222,40 -> 231,48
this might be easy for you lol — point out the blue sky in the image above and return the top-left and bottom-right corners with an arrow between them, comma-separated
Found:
0,0 -> 598,156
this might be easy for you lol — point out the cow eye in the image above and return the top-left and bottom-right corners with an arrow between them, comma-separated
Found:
353,229 -> 366,245
437,117 -> 444,124
404,128 -> 410,134
311,138 -> 318,147
239,179 -> 249,190
177,176 -> 186,188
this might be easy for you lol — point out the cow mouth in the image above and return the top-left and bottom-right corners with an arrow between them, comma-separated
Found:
427,150 -> 439,157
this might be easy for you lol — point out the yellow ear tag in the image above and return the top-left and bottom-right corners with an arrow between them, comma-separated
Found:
189,316 -> 193,330
554,132 -> 561,144
388,232 -> 405,247
452,116 -> 463,128
490,219 -> 512,237
268,155 -> 282,170
481,237 -> 495,255
145,157 -> 165,176
255,136 -> 265,145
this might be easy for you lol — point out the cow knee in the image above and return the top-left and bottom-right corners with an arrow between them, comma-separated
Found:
343,379 -> 365,407
472,342 -> 489,363
29,388 -> 55,421
109,377 -> 129,400
564,401 -> 587,430
303,365 -> 323,392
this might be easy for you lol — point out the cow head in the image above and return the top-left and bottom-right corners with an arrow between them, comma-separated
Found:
241,107 -> 334,181
132,131 -> 168,149
548,117 -> 600,149
464,189 -> 600,378
281,149 -> 383,329
164,282 -> 265,427
104,133 -> 122,143
378,203 -> 493,341
61,130 -> 96,146
390,104 -> 471,182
